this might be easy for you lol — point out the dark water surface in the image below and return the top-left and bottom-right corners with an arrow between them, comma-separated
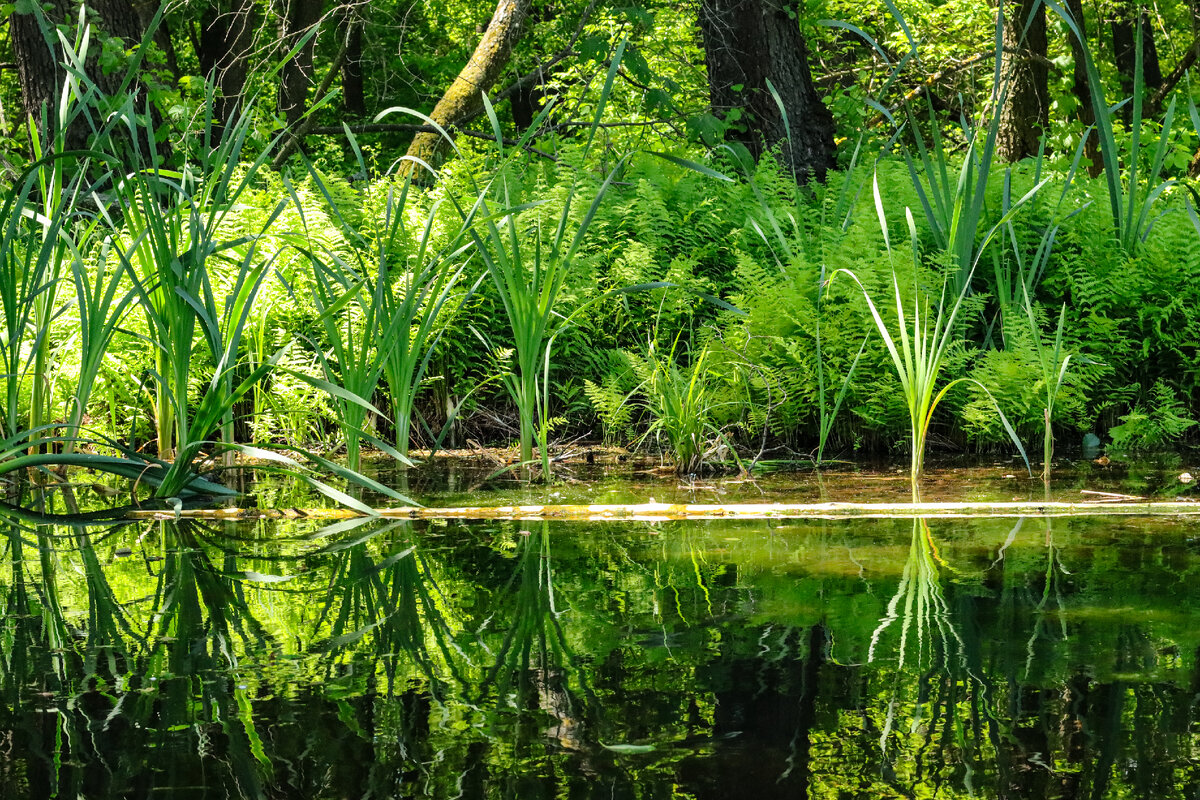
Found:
1,510 -> 1198,798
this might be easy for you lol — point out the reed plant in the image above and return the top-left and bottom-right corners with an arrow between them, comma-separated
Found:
1047,2 -> 1176,254
297,211 -> 410,473
22,12 -> 131,444
62,224 -> 137,456
833,174 -> 1030,490
0,159 -> 71,442
465,80 -> 630,476
902,93 -> 1010,298
461,44 -> 730,478
112,83 -> 285,463
297,129 -> 474,465
1017,279 -> 1074,484
0,76 -> 413,510
110,103 -> 288,495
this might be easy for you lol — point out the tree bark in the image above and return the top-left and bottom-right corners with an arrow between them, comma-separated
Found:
403,0 -> 531,167
10,0 -> 74,131
199,0 -> 258,126
698,0 -> 835,183
278,0 -> 324,128
996,0 -> 1049,162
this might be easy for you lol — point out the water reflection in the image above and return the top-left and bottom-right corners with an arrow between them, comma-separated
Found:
0,510 -> 1197,797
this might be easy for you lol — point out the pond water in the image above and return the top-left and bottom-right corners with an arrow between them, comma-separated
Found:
0,507 -> 1197,798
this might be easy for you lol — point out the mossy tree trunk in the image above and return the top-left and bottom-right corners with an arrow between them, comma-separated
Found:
403,0 -> 531,167
996,0 -> 1048,162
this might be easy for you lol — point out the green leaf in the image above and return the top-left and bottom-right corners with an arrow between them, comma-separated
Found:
579,35 -> 608,63
623,47 -> 653,83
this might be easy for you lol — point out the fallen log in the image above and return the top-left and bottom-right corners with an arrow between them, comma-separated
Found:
122,500 -> 1200,522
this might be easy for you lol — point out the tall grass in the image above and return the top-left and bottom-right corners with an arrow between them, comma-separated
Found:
65,234 -> 138,455
629,338 -> 738,475
0,26 -> 418,511
1021,291 -> 1073,482
0,159 -> 70,442
109,86 -> 293,495
23,12 -> 127,444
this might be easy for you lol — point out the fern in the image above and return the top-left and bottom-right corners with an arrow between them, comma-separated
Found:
1109,380 -> 1197,450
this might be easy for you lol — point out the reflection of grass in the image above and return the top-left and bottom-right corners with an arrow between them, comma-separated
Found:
869,517 -> 960,669
1025,520 -> 1069,678
310,519 -> 472,696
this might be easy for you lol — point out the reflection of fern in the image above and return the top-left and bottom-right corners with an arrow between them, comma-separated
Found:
1109,380 -> 1197,450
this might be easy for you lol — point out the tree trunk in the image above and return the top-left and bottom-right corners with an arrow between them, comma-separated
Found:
509,79 -> 545,131
698,0 -> 835,183
278,0 -> 324,128
11,0 -> 167,157
199,0 -> 258,126
340,0 -> 365,116
996,0 -> 1049,162
10,0 -> 74,134
403,0 -> 532,167
1065,0 -> 1102,176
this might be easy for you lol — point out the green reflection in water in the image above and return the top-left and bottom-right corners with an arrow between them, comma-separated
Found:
0,509 -> 1197,798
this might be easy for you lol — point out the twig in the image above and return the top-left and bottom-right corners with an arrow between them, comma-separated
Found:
1080,489 -> 1146,502
493,0 -> 600,103
867,46 -> 1062,128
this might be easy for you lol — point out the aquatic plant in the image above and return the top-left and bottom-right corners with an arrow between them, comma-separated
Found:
0,156 -> 79,442
1020,291 -> 1074,482
297,129 -> 474,465
464,55 -> 631,477
110,84 -> 293,493
460,41 -> 730,477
